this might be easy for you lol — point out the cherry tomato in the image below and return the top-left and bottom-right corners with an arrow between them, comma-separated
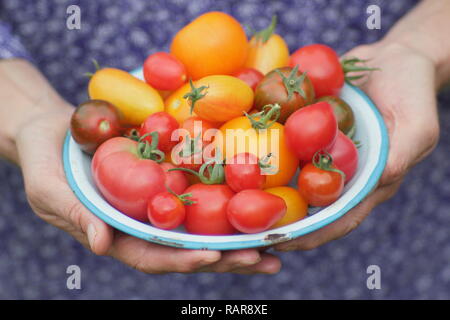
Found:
92,137 -> 166,221
147,191 -> 188,230
143,52 -> 187,91
70,100 -> 123,155
265,186 -> 308,229
171,12 -> 248,80
181,116 -> 218,144
160,162 -> 189,194
139,112 -> 180,153
232,68 -> 264,91
298,152 -> 344,207
318,96 -> 355,137
185,75 -> 254,123
244,16 -> 289,75
165,82 -> 198,125
183,184 -> 236,235
327,131 -> 358,183
254,66 -> 315,123
284,101 -> 338,161
227,189 -> 286,233
88,68 -> 164,125
224,153 -> 266,192
289,44 -> 344,98
169,134 -> 205,172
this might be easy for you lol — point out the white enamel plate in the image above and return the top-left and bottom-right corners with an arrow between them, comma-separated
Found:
62,68 -> 389,250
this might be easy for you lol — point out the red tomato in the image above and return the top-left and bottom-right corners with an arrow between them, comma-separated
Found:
227,189 -> 286,233
139,112 -> 180,153
70,100 -> 123,155
147,191 -> 186,230
327,131 -> 358,183
160,162 -> 189,194
232,67 -> 264,91
92,137 -> 166,221
181,116 -> 218,144
183,184 -> 236,235
285,101 -> 338,161
298,153 -> 344,207
289,44 -> 344,98
143,52 -> 187,91
224,153 -> 266,192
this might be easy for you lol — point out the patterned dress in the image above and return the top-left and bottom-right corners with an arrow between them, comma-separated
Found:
1,0 -> 449,299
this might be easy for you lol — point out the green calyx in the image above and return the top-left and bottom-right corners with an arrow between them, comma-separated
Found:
245,103 -> 281,130
166,187 -> 196,206
137,132 -> 165,163
169,152 -> 225,185
124,128 -> 140,141
312,151 -> 346,180
253,15 -> 277,44
258,153 -> 277,175
84,59 -> 101,78
183,79 -> 209,114
275,65 -> 307,100
179,134 -> 202,158
341,57 -> 380,85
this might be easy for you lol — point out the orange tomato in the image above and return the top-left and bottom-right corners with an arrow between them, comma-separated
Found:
185,75 -> 254,123
244,16 -> 289,75
88,68 -> 164,125
265,186 -> 308,229
165,82 -> 197,125
216,112 -> 298,188
170,12 -> 248,80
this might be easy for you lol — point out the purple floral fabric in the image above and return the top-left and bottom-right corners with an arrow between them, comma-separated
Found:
2,0 -> 450,299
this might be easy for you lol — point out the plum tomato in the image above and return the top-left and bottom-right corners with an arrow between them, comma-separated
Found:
327,131 -> 358,183
232,67 -> 264,91
183,184 -> 236,235
70,99 -> 123,155
318,96 -> 355,137
298,152 -> 344,207
227,189 -> 286,234
139,112 -> 180,153
143,52 -> 187,91
254,66 -> 315,123
284,101 -> 338,161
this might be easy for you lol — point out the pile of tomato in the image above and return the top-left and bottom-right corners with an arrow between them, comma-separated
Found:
70,12 -> 371,235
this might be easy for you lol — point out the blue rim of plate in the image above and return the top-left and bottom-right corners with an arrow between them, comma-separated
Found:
63,83 -> 389,250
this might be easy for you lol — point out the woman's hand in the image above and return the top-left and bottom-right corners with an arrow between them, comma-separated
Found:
275,41 -> 440,251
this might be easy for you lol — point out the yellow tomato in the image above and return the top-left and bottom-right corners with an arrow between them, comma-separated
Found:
244,17 -> 289,75
171,12 -> 248,80
186,75 -> 254,123
217,111 -> 298,188
88,68 -> 164,126
265,186 -> 308,229
165,82 -> 197,124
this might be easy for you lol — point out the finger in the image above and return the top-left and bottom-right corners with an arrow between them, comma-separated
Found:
195,249 -> 262,273
108,232 -> 222,274
16,109 -> 114,255
274,181 -> 402,251
231,252 -> 282,275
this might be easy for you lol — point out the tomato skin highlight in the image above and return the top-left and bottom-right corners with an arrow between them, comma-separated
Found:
143,52 -> 187,91
139,112 -> 180,152
284,101 -> 338,161
88,68 -> 164,126
298,163 -> 344,207
183,184 -> 237,235
171,12 -> 248,80
147,192 -> 186,230
254,67 -> 315,123
224,153 -> 266,192
70,100 -> 123,155
227,189 -> 287,233
232,68 -> 264,91
327,131 -> 358,183
92,137 -> 166,222
289,44 -> 344,98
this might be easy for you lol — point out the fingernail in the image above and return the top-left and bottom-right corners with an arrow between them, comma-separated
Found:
87,223 -> 97,251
